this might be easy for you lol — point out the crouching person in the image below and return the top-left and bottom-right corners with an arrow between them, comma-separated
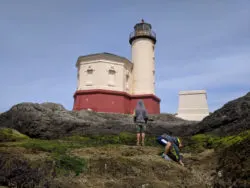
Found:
156,133 -> 184,166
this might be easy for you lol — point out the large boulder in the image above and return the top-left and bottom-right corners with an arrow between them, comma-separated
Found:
193,92 -> 250,136
0,102 -> 194,139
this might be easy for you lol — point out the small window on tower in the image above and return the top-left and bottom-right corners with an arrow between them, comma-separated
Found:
87,69 -> 93,74
86,66 -> 94,86
108,67 -> 116,86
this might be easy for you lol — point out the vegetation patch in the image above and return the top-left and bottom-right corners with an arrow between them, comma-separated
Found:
52,153 -> 87,176
12,139 -> 88,176
63,132 -> 159,147
19,139 -> 79,154
183,130 -> 250,153
0,128 -> 29,142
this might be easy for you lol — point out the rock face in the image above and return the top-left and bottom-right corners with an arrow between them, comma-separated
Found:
194,92 -> 250,136
0,102 -> 194,139
213,137 -> 250,187
0,91 -> 249,139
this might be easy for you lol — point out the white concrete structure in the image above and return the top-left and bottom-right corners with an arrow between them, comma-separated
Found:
131,38 -> 155,95
176,90 -> 209,121
76,53 -> 133,93
129,20 -> 156,95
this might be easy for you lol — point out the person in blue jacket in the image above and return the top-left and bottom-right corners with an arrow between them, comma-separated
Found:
156,133 -> 184,166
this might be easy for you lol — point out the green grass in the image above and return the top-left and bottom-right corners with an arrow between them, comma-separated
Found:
52,153 -> 87,176
13,132 -> 156,176
63,132 -> 159,147
0,128 -> 29,142
5,129 -> 250,176
15,139 -> 88,176
183,130 -> 250,153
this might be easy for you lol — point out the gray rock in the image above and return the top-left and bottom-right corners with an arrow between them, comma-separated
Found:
1,91 -> 248,139
0,102 -> 194,139
194,92 -> 250,136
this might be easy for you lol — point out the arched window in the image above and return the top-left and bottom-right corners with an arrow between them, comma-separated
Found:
108,66 -> 116,86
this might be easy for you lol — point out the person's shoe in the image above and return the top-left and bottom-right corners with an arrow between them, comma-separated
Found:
162,153 -> 171,160
164,155 -> 171,160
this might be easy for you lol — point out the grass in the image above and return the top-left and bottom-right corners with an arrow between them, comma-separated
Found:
3,128 -> 250,176
62,132 -> 159,147
0,128 -> 29,142
183,130 -> 250,153
2,131 -> 159,176
52,153 -> 87,176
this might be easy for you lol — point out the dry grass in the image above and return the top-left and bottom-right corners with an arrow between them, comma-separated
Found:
67,145 -> 215,188
0,139 -> 218,187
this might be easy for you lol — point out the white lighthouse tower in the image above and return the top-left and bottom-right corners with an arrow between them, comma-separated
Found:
129,19 -> 157,95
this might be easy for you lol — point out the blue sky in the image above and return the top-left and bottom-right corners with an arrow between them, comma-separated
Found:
0,0 -> 249,113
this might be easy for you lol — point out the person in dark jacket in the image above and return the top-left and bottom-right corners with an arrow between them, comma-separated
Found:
156,133 -> 184,166
133,99 -> 148,146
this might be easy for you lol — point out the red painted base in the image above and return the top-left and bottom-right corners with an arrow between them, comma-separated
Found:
73,89 -> 160,114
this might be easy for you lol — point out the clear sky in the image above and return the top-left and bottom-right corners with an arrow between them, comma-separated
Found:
0,0 -> 249,113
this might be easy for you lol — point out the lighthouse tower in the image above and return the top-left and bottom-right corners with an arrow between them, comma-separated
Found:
128,19 -> 160,113
129,19 -> 156,95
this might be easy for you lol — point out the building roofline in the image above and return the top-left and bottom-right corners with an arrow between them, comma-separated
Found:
76,52 -> 132,67
179,90 -> 207,95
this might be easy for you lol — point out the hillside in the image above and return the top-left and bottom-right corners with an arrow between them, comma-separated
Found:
0,91 -> 249,187
0,139 -> 215,188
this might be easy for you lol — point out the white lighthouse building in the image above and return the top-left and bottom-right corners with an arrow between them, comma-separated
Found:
130,19 -> 156,95
73,20 -> 161,114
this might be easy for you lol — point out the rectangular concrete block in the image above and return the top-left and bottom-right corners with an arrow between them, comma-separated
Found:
176,90 -> 209,121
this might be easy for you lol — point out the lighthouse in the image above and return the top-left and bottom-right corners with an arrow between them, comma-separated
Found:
73,20 -> 160,114
129,19 -> 156,95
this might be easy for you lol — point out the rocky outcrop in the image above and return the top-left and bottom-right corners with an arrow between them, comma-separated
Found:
0,102 -> 194,139
194,92 -> 250,136
213,137 -> 250,187
0,91 -> 249,139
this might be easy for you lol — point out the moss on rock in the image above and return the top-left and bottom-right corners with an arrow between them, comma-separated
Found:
183,130 -> 250,153
0,128 -> 29,142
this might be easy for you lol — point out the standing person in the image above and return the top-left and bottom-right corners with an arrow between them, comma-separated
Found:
133,99 -> 148,146
156,133 -> 184,166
